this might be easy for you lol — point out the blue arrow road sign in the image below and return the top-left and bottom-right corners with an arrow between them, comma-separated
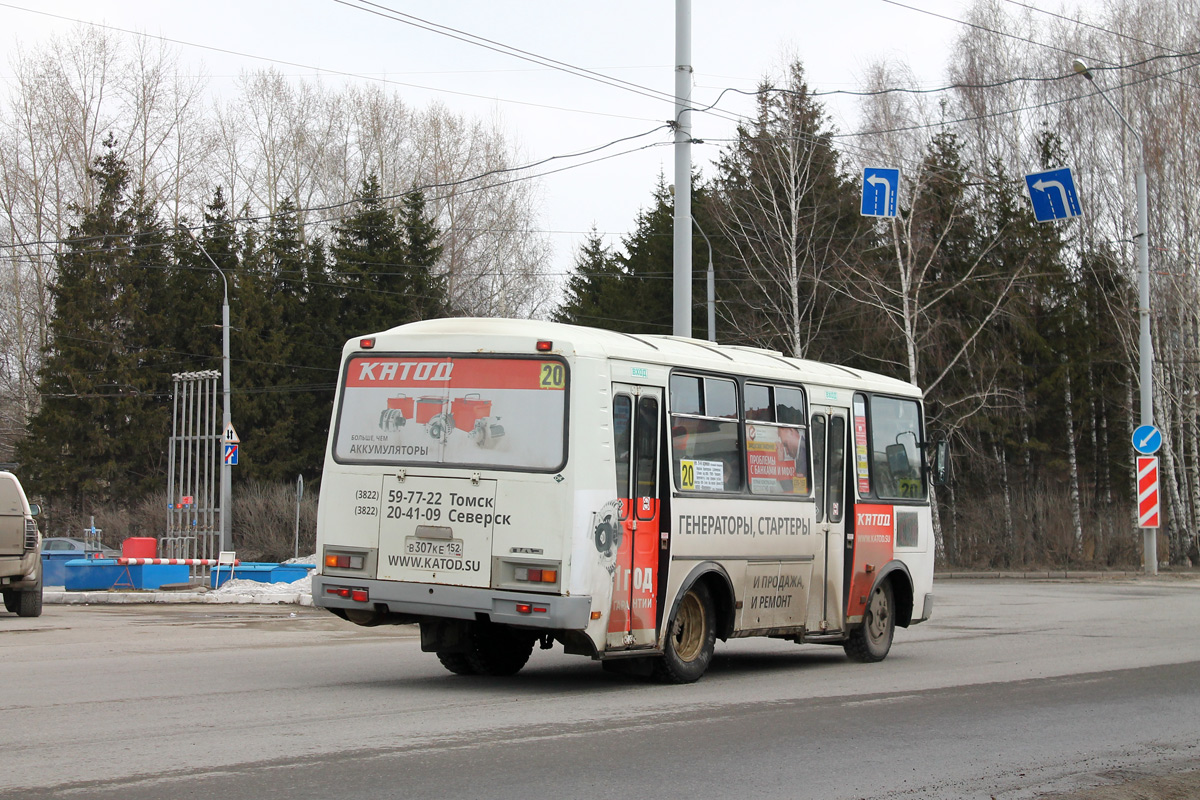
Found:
1132,425 -> 1161,455
1025,167 -> 1082,223
224,443 -> 239,465
861,167 -> 900,218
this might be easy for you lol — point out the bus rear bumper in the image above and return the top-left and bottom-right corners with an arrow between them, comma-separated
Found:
312,574 -> 593,630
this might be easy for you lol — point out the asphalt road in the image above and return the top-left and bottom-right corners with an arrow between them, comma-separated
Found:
4,578 -> 1200,799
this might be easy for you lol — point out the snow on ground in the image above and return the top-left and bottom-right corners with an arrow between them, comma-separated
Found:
211,573 -> 313,597
208,554 -> 317,597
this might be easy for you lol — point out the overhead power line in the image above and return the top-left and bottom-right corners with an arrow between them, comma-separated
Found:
331,0 -> 750,127
0,1 -> 661,124
998,0 -> 1180,57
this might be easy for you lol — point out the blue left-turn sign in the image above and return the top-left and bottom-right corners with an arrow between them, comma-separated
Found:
861,167 -> 900,218
1025,167 -> 1082,223
1132,425 -> 1161,455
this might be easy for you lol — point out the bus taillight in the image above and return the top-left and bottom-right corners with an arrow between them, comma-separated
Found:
514,567 -> 557,583
325,553 -> 364,570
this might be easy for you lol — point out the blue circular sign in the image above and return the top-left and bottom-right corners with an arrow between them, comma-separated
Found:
1132,425 -> 1162,455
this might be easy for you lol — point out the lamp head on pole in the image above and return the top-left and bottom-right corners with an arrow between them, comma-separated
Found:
1072,59 -> 1094,81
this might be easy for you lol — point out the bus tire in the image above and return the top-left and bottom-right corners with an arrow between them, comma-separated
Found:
16,584 -> 42,618
844,579 -> 894,663
436,652 -> 477,676
465,622 -> 535,677
654,582 -> 716,683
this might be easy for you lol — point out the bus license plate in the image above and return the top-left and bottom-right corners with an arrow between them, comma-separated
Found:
404,537 -> 463,557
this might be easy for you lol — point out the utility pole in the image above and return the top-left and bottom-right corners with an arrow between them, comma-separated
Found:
1072,60 -> 1156,574
673,0 -> 693,338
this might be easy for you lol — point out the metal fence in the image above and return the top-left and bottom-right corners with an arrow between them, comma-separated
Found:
166,371 -> 222,580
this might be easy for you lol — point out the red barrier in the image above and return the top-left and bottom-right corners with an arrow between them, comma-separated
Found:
117,558 -> 239,566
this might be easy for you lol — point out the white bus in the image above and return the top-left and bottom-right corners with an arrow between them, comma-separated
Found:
314,318 -> 947,682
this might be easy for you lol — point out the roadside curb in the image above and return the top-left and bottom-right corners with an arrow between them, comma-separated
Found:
936,570 -> 1198,580
44,589 -> 314,606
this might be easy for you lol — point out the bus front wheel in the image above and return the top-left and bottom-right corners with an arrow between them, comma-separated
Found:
654,583 -> 716,683
844,580 -> 894,663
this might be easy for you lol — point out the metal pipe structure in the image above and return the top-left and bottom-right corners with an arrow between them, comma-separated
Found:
176,224 -> 233,553
1073,60 -> 1156,575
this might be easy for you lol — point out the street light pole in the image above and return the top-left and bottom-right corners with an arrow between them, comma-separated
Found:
1073,60 -> 1156,575
177,223 -> 232,554
691,217 -> 715,342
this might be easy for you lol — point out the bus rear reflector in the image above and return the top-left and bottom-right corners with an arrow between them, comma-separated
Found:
516,603 -> 548,615
326,586 -> 369,602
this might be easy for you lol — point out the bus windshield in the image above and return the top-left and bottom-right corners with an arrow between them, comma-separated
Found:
332,354 -> 568,471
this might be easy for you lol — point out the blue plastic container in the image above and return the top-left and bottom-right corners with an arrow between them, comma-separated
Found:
42,552 -> 86,585
63,559 -> 189,591
271,563 -> 314,582
210,562 -> 314,588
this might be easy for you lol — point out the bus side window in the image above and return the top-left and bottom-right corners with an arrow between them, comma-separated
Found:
671,374 -> 743,493
827,416 -> 846,523
811,415 -> 826,523
614,395 -> 633,501
635,396 -> 659,517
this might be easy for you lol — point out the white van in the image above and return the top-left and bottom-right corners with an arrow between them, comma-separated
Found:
0,471 -> 42,617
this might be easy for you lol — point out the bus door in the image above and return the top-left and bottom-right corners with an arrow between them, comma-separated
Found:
608,385 -> 662,650
808,407 -> 849,634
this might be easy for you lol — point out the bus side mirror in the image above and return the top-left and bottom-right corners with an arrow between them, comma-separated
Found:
929,435 -> 950,487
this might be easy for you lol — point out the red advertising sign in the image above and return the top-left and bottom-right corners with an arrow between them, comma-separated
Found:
848,503 -> 895,619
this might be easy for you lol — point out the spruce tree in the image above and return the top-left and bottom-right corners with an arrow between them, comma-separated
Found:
18,138 -> 172,511
554,228 -> 627,328
331,178 -> 446,338
616,179 -> 677,334
396,188 -> 447,324
555,178 -> 708,335
232,200 -> 325,483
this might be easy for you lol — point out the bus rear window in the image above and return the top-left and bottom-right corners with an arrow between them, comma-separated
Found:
333,355 -> 567,471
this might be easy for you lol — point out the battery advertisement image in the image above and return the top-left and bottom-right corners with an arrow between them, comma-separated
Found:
334,356 -> 566,470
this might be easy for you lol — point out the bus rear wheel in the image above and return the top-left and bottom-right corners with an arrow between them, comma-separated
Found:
436,652 -> 477,675
435,621 -> 535,677
654,583 -> 716,683
844,580 -> 894,663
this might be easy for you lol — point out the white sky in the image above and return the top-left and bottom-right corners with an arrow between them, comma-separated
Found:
0,0 -> 975,277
